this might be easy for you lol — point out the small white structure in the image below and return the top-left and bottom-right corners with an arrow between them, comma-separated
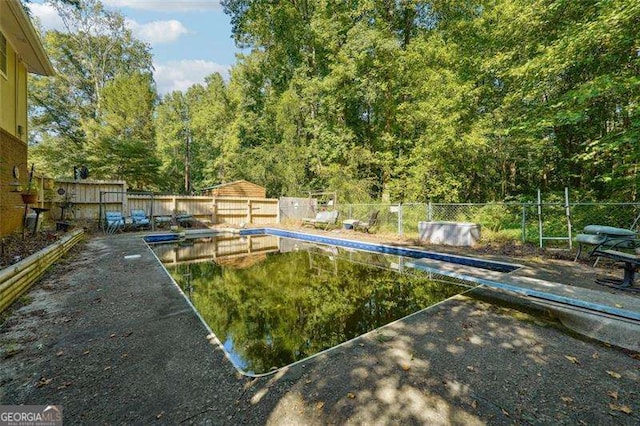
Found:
418,221 -> 481,247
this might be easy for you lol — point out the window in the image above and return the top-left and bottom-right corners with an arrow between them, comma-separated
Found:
0,31 -> 7,77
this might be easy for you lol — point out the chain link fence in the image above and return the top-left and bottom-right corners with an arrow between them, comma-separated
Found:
337,202 -> 640,247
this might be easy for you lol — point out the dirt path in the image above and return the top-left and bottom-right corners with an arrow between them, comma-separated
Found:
1,234 -> 639,424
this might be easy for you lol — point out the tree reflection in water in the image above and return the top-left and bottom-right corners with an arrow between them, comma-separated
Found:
160,237 -> 469,375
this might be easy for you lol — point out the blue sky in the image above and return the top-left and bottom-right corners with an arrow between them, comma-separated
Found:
29,0 -> 241,95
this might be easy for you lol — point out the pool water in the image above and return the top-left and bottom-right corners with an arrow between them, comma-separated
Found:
151,234 -> 474,375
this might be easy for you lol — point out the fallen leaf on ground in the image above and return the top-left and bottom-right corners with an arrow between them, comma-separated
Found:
56,350 -> 64,357
36,378 -> 52,388
156,411 -> 164,419
607,391 -> 618,400
109,333 -> 116,338
347,392 -> 356,399
104,366 -> 111,371
564,355 -> 580,365
606,370 -> 622,379
316,402 -> 325,410
57,382 -> 72,390
592,352 -> 600,359
609,404 -> 632,414
501,408 -> 510,417
471,400 -> 478,409
560,396 -> 573,404
83,350 -> 90,355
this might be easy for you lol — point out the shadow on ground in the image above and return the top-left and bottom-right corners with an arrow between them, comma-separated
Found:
1,233 -> 638,424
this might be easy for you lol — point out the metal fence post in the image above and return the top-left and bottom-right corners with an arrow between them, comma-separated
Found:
398,203 -> 403,236
427,201 -> 432,221
151,192 -> 155,231
99,191 -> 103,232
565,187 -> 572,250
521,204 -> 526,243
537,189 -> 543,248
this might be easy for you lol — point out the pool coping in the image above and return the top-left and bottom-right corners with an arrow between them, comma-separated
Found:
240,228 -> 523,273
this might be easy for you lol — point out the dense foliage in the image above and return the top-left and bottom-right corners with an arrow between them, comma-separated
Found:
29,0 -> 640,201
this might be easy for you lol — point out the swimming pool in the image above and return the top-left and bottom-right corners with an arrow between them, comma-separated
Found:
148,232 -> 493,376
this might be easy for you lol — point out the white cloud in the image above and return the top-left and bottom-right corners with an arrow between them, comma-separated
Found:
126,19 -> 188,44
28,3 -> 66,32
103,0 -> 222,11
154,60 -> 229,94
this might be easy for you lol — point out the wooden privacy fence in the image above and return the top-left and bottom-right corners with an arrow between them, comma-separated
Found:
44,179 -> 279,226
154,234 -> 279,266
125,195 -> 279,225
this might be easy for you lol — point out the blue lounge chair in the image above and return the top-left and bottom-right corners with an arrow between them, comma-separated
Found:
105,211 -> 125,234
131,209 -> 151,229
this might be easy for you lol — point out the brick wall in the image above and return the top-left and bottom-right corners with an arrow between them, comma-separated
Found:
0,128 -> 28,236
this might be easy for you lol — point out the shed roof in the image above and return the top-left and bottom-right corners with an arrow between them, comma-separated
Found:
1,0 -> 55,76
201,180 -> 265,191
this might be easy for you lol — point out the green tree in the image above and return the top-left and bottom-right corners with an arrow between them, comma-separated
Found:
84,72 -> 159,188
29,0 -> 154,180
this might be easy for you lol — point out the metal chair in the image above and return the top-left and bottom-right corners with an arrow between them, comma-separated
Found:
105,211 -> 125,234
131,209 -> 151,229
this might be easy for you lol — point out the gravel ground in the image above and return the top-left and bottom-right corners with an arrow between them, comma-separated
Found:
1,232 -> 638,424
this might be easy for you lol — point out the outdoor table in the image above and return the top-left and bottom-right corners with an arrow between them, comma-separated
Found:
583,225 -> 637,238
575,225 -> 637,261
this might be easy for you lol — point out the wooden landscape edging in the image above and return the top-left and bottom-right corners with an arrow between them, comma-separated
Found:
0,229 -> 84,313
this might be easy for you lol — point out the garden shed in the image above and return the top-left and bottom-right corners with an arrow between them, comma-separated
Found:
200,180 -> 266,198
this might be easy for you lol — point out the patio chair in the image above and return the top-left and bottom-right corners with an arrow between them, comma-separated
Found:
355,210 -> 379,233
175,210 -> 194,228
105,211 -> 125,234
302,210 -> 339,230
131,209 -> 151,229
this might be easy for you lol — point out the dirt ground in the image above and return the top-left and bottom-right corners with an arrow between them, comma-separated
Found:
1,232 -> 639,424
0,231 -> 61,269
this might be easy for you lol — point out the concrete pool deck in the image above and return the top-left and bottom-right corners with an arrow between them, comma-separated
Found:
1,231 -> 639,424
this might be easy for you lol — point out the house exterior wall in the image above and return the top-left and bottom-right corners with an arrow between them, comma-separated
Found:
0,129 -> 27,236
0,34 -> 30,236
0,38 -> 28,142
0,1 -> 54,237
